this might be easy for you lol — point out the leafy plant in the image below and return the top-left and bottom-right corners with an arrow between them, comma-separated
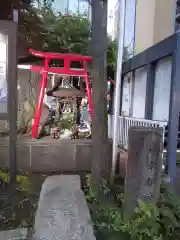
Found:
85,174 -> 180,240
85,174 -> 98,203
121,201 -> 162,240
57,115 -> 75,131
0,168 -> 40,230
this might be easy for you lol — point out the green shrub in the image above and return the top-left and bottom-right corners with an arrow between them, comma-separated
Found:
85,176 -> 180,240
57,115 -> 75,131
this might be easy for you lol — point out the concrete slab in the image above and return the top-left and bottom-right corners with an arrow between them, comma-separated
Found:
33,175 -> 95,240
31,144 -> 76,172
0,228 -> 27,240
76,144 -> 92,171
0,145 -> 9,167
0,138 -> 110,174
17,145 -> 30,170
117,150 -> 128,178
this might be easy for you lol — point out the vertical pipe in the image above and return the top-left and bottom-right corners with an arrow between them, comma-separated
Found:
145,63 -> 155,120
129,71 -> 135,116
32,58 -> 49,139
8,22 -> 18,187
112,0 -> 126,178
167,33 -> 180,184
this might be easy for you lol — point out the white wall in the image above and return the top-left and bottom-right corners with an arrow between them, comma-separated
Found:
122,73 -> 132,116
152,56 -> 172,121
132,66 -> 147,118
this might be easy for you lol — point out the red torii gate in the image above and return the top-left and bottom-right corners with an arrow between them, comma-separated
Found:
28,49 -> 93,139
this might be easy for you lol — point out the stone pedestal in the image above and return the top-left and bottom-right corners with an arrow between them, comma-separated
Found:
123,127 -> 163,220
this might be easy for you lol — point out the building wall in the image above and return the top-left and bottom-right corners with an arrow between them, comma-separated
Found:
153,0 -> 175,45
134,0 -> 156,54
135,0 -> 175,54
113,0 -> 175,55
120,56 -> 172,121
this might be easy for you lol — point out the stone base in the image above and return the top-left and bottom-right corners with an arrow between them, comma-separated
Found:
0,138 -> 112,174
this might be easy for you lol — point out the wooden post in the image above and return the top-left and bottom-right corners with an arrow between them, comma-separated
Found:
91,0 -> 108,189
8,23 -> 18,186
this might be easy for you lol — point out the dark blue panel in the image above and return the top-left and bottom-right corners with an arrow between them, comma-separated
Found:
167,32 -> 180,184
145,63 -> 156,119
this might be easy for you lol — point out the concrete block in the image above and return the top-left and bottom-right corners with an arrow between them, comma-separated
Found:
0,145 -> 9,167
0,228 -> 27,240
17,144 -> 30,171
76,144 -> 92,171
30,144 -> 76,172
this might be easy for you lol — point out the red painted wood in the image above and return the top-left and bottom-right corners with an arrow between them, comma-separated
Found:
32,58 -> 49,139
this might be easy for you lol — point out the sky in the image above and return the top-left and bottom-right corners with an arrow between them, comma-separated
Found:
107,0 -> 118,35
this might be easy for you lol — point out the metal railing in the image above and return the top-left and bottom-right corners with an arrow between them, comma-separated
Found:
108,115 -> 167,149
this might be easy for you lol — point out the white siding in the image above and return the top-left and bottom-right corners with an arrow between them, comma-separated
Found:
152,56 -> 172,121
132,66 -> 147,118
122,73 -> 132,116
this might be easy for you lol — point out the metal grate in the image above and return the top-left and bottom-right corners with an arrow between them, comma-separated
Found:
108,115 -> 167,150
175,0 -> 180,32
123,0 -> 137,58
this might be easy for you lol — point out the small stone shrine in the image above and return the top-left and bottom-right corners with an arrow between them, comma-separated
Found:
123,127 -> 163,220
